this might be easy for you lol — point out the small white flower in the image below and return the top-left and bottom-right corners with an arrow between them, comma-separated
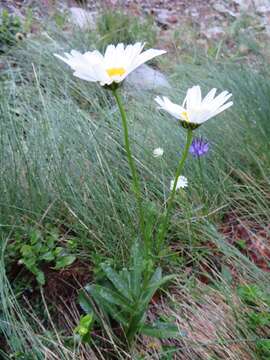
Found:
54,42 -> 166,86
155,85 -> 233,128
153,147 -> 164,157
170,176 -> 188,191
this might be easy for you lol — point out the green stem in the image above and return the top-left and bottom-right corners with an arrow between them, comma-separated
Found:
198,156 -> 204,186
112,88 -> 145,241
198,155 -> 206,206
157,128 -> 193,253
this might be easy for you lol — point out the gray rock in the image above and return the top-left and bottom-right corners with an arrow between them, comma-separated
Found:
125,64 -> 171,91
69,7 -> 97,29
156,8 -> 170,25
213,3 -> 238,17
189,7 -> 200,18
256,6 -> 270,14
238,43 -> 250,55
253,0 -> 270,13
233,0 -> 253,11
155,8 -> 178,28
234,0 -> 270,13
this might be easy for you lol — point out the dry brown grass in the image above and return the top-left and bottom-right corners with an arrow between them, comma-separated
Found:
137,278 -> 254,360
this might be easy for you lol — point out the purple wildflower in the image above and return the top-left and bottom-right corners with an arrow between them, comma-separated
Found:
189,137 -> 209,157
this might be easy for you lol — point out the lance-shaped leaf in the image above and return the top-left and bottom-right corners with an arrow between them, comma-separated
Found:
101,263 -> 132,300
140,322 -> 180,339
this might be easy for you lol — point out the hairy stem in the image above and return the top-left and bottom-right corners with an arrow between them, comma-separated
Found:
112,89 -> 145,241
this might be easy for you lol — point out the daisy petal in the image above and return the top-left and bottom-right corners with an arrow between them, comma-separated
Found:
127,48 -> 167,75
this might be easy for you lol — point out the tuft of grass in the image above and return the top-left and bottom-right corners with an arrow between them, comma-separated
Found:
97,9 -> 157,50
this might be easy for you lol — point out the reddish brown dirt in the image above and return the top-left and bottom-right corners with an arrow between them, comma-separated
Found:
221,212 -> 270,272
43,260 -> 91,302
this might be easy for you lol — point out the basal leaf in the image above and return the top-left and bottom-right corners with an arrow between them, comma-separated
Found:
78,291 -> 94,314
90,284 -> 132,312
54,255 -> 76,270
101,263 -> 131,300
140,322 -> 180,339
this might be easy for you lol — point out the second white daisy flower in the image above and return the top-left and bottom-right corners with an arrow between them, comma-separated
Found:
155,85 -> 233,129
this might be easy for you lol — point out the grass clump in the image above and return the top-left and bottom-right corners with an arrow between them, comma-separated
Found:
97,9 -> 157,49
0,9 -> 23,53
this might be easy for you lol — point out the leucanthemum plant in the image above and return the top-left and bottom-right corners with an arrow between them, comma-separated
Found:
55,42 -> 233,347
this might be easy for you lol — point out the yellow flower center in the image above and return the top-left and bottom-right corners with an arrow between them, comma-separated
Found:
106,67 -> 126,78
181,111 -> 190,122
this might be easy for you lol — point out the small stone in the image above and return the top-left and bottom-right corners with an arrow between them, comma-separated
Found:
168,15 -> 178,24
189,7 -> 199,17
233,0 -> 253,11
197,39 -> 208,49
69,7 -> 97,29
155,8 -> 174,29
203,26 -> 225,39
257,6 -> 270,14
239,44 -> 250,55
213,3 -> 238,17
125,64 -> 171,91
253,0 -> 270,13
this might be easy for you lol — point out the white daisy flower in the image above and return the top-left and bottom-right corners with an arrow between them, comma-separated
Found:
170,176 -> 188,191
54,42 -> 166,87
153,147 -> 164,157
155,85 -> 233,129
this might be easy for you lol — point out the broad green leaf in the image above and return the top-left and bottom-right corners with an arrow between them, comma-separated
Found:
98,299 -> 128,327
33,242 -> 43,252
101,263 -> 131,300
125,312 -> 146,341
90,284 -> 132,312
54,247 -> 64,257
120,268 -> 131,293
78,291 -> 94,314
142,273 -> 175,307
54,255 -> 76,269
30,229 -> 41,245
22,257 -> 36,268
79,313 -> 93,330
36,270 -> 45,285
143,202 -> 158,247
40,251 -> 55,262
149,267 -> 162,287
130,241 -> 143,298
150,274 -> 176,289
89,285 -> 128,327
140,322 -> 180,339
47,235 -> 56,249
74,314 -> 94,344
20,244 -> 33,256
